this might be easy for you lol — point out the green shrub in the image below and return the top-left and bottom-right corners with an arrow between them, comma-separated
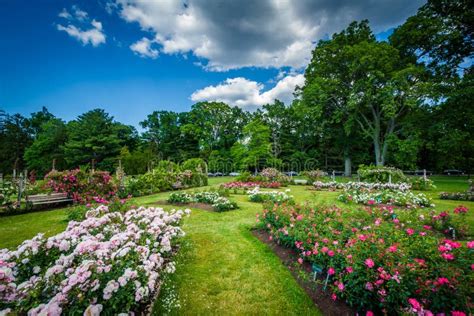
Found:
358,165 -> 407,183
410,177 -> 436,191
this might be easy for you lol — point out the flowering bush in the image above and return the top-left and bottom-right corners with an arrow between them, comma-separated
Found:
440,192 -> 474,201
167,192 -> 238,212
258,204 -> 473,314
248,188 -> 294,205
312,181 -> 345,191
0,181 -> 16,210
338,189 -> 433,208
44,169 -> 117,204
66,196 -> 131,222
358,165 -> 407,183
122,168 -> 207,197
0,206 -> 190,314
301,170 -> 328,181
428,207 -> 470,239
409,177 -> 436,191
259,168 -> 291,184
313,181 -> 411,192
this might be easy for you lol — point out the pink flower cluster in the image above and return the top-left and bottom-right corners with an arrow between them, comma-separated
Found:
260,204 -> 473,314
223,181 -> 281,189
44,169 -> 118,204
0,206 -> 190,314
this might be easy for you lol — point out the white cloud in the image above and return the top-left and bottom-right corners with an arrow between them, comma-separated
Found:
58,6 -> 88,21
130,37 -> 159,59
57,19 -> 106,47
113,0 -> 424,71
190,74 -> 305,110
57,7 -> 106,47
58,8 -> 72,19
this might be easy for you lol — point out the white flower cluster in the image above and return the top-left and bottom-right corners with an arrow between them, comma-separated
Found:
338,189 -> 433,208
247,187 -> 294,204
168,191 -> 238,212
313,181 -> 411,192
0,206 -> 190,315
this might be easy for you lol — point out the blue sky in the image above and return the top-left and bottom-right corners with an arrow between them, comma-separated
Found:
0,0 -> 424,128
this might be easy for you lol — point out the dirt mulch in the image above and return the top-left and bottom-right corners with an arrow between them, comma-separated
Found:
155,200 -> 215,212
252,229 -> 355,316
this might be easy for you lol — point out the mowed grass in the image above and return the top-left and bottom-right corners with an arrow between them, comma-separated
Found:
0,175 -> 471,314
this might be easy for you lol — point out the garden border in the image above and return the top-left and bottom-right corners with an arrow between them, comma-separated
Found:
252,229 -> 354,316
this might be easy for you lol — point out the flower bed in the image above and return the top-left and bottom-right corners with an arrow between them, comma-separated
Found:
338,189 -> 433,208
0,206 -> 189,314
248,188 -> 294,204
440,192 -> 474,201
312,181 -> 345,191
313,181 -> 411,192
167,192 -> 237,212
222,181 -> 281,190
257,204 -> 473,315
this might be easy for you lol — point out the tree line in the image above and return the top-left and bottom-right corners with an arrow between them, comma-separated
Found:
1,0 -> 472,177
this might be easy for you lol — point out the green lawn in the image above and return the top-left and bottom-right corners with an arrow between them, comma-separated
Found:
0,175 -> 471,314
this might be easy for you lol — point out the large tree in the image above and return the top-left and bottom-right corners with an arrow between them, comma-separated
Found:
63,109 -> 134,170
300,21 -> 374,173
24,118 -> 68,175
183,102 -> 248,156
231,118 -> 272,172
301,21 -> 427,168
0,111 -> 32,174
390,0 -> 473,79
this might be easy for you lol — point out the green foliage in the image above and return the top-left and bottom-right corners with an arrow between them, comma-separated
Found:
123,162 -> 207,197
24,118 -> 68,176
410,177 -> 436,191
358,165 -> 407,183
0,180 -> 16,210
63,109 -> 136,171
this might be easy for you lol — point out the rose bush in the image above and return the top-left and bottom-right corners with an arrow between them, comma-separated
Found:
338,189 -> 433,208
258,204 -> 473,314
44,169 -> 117,204
167,191 -> 238,212
248,188 -> 294,205
0,205 -> 190,314
313,181 -> 411,192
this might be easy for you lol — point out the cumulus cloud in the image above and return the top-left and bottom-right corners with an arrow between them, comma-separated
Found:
57,7 -> 106,47
190,74 -> 305,110
113,0 -> 424,71
130,37 -> 159,59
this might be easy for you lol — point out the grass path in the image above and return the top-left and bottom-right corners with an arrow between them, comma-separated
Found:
151,195 -> 320,315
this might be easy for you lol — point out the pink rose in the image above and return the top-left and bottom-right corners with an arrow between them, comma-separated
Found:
408,298 -> 422,311
365,258 -> 375,268
328,267 -> 335,275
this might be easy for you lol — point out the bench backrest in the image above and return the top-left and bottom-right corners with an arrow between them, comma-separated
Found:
28,192 -> 70,202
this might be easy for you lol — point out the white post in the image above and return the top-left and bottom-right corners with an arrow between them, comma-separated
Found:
389,174 -> 392,184
423,169 -> 427,180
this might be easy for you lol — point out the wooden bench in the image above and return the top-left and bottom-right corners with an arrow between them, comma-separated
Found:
27,192 -> 73,206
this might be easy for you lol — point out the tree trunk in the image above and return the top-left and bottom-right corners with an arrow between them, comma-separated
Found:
344,146 -> 352,176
